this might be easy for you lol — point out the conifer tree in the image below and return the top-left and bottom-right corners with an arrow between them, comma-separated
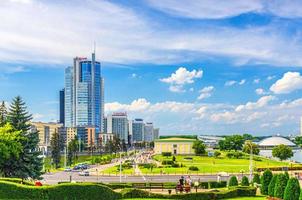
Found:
4,96 -> 42,179
284,177 -> 300,200
50,130 -> 61,169
0,101 -> 7,126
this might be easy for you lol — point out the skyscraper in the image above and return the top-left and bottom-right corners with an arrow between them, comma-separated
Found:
132,118 -> 144,142
59,89 -> 65,125
144,122 -> 154,142
64,52 -> 104,136
106,112 -> 128,143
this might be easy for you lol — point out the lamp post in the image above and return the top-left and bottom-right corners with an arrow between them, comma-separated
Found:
249,142 -> 253,182
119,151 -> 122,183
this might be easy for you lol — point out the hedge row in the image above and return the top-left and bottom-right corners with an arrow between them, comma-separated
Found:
121,186 -> 256,199
0,178 -> 33,185
0,181 -> 121,200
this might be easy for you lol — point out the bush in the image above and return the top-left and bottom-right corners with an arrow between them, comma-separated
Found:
268,174 -> 277,197
0,181 -> 121,200
162,160 -> 174,165
260,169 -> 273,195
214,151 -> 221,158
252,174 -> 260,184
138,163 -> 156,169
284,177 -> 300,200
121,188 -> 165,199
241,176 -> 249,186
188,166 -> 199,171
229,176 -> 238,186
274,173 -> 288,199
162,152 -> 172,157
171,163 -> 180,168
172,156 -> 176,162
200,182 -> 209,189
209,181 -> 227,188
226,151 -> 244,159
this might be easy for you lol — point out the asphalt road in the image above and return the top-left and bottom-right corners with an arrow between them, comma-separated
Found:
42,171 -> 246,185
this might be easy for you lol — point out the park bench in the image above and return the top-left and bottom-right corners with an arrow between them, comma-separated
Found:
132,183 -> 146,189
149,183 -> 164,191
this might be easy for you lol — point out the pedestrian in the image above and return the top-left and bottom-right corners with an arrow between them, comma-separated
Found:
180,176 -> 184,186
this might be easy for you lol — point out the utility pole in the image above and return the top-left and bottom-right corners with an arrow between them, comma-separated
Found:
249,142 -> 253,182
119,151 -> 122,183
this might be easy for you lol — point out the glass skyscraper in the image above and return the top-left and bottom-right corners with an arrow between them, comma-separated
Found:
64,52 -> 104,134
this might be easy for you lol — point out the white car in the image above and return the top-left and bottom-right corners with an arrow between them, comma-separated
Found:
79,170 -> 89,176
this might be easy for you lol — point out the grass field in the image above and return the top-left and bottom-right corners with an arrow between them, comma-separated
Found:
102,165 -> 135,175
138,153 -> 295,175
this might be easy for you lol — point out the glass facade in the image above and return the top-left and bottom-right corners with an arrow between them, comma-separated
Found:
64,53 -> 104,137
132,119 -> 144,142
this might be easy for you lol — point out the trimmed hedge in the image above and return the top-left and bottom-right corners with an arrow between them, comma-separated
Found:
121,186 -> 256,199
0,181 -> 121,200
0,177 -> 33,185
208,181 -> 227,188
241,176 -> 249,186
228,176 -> 238,186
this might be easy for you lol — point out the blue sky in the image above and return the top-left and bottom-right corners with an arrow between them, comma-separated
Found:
2,0 -> 302,136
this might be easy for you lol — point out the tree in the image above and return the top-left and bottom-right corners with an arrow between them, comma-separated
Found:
219,135 -> 244,151
112,135 -> 121,154
0,101 -> 7,126
121,139 -> 127,152
67,138 -> 78,166
274,173 -> 288,199
253,174 -> 260,184
261,169 -> 273,195
229,176 -> 238,186
0,123 -> 23,174
214,151 -> 221,158
284,177 -> 300,200
243,134 -> 253,141
272,144 -> 293,161
242,140 -> 260,155
50,130 -> 61,169
268,174 -> 277,197
4,96 -> 42,179
192,140 -> 206,155
241,176 -> 249,186
295,136 -> 302,147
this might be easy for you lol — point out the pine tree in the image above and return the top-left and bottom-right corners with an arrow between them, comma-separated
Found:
284,177 -> 300,200
274,173 -> 288,198
50,130 -> 61,169
241,176 -> 250,186
3,96 -> 43,179
0,101 -> 7,126
261,169 -> 273,195
268,174 -> 277,197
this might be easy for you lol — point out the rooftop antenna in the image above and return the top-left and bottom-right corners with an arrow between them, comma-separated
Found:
93,41 -> 96,55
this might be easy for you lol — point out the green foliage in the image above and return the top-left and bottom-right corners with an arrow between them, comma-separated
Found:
188,166 -> 199,171
268,174 -> 277,197
241,176 -> 249,186
272,144 -> 293,161
162,152 -> 172,157
3,96 -> 42,179
67,138 -> 79,166
228,176 -> 238,186
50,130 -> 62,169
226,151 -> 244,159
161,160 -> 174,165
219,135 -> 244,151
295,136 -> 302,146
253,174 -> 260,184
159,135 -> 197,139
209,181 -> 227,188
242,141 -> 260,155
274,173 -> 288,199
284,177 -> 300,200
0,181 -> 121,200
243,134 -> 254,141
192,140 -> 206,155
214,150 -> 221,158
260,169 -> 273,195
0,101 -> 7,126
172,156 -> 176,162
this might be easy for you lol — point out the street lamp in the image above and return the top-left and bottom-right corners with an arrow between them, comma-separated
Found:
119,151 -> 122,183
248,142 -> 253,182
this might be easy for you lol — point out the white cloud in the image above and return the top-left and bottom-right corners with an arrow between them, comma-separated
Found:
270,72 -> 302,94
267,75 -> 275,80
255,88 -> 267,95
198,86 -> 214,100
225,79 -> 245,86
253,79 -> 260,84
235,95 -> 275,112
160,67 -> 202,92
32,113 -> 44,120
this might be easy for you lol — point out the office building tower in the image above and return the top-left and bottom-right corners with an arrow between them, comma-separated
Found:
59,89 -> 65,124
106,112 -> 128,143
144,122 -> 154,142
64,52 -> 104,137
153,128 -> 159,140
132,119 -> 144,142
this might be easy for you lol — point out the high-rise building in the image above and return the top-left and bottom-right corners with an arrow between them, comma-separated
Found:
144,122 -> 154,142
64,52 -> 104,138
106,112 -> 128,143
153,128 -> 159,140
132,118 -> 144,142
59,89 -> 65,125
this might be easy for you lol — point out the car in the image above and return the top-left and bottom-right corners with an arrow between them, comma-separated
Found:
64,168 -> 72,172
79,170 -> 89,176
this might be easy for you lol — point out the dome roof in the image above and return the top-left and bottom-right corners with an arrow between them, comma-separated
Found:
258,136 -> 296,147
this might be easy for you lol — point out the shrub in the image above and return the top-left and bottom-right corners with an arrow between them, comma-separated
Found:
209,181 -> 227,188
188,166 -> 199,171
226,151 -> 244,159
172,156 -> 176,162
229,176 -> 238,186
214,151 -> 221,158
252,174 -> 260,184
284,177 -> 300,200
260,169 -> 273,195
0,181 -> 121,200
268,174 -> 277,197
121,188 -> 165,199
138,163 -> 155,169
162,160 -> 174,165
162,152 -> 172,157
274,173 -> 288,199
171,163 -> 180,168
241,176 -> 249,186
200,182 -> 209,189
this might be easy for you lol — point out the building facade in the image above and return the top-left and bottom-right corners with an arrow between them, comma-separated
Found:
154,138 -> 195,155
105,113 -> 129,143
132,118 -> 144,142
59,89 -> 65,125
144,122 -> 154,142
64,53 -> 104,136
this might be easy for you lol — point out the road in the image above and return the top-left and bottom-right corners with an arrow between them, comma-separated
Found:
42,171 -> 248,185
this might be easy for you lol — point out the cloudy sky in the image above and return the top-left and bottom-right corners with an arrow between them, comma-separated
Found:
2,0 -> 302,136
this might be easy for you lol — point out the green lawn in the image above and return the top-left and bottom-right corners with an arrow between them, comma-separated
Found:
103,165 -> 135,175
139,153 -> 296,174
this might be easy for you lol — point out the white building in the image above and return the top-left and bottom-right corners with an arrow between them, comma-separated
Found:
144,122 -> 154,142
106,112 -> 129,143
258,136 -> 297,150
